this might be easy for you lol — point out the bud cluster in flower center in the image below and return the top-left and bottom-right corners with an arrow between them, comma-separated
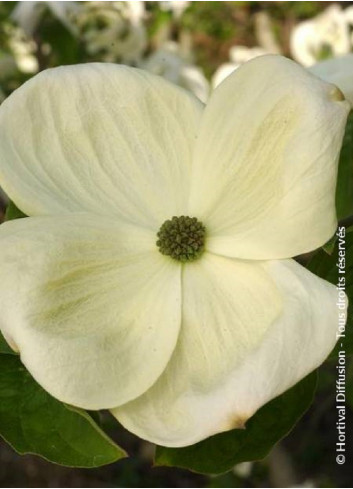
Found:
156,216 -> 206,262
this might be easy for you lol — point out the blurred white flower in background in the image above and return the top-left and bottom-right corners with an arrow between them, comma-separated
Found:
159,1 -> 190,19
212,45 -> 268,88
253,11 -> 281,55
4,24 -> 38,73
12,1 -> 79,37
344,5 -> 353,32
233,461 -> 253,479
143,41 -> 209,102
212,10 -> 281,89
74,1 -> 147,64
290,4 -> 351,67
310,53 -> 353,105
295,480 -> 316,488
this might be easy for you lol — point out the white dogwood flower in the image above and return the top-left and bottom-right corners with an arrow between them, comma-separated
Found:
0,56 -> 349,447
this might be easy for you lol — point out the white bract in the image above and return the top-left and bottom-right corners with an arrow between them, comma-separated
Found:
0,56 -> 349,447
212,46 -> 269,88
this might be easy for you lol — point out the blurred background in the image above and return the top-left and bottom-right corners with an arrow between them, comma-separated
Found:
0,1 -> 353,487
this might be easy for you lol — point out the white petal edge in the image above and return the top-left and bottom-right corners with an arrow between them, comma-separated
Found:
189,55 -> 350,259
0,63 -> 203,229
310,54 -> 353,106
113,257 -> 343,447
0,214 -> 182,409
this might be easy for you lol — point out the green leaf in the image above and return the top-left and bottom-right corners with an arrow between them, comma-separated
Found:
155,371 -> 317,475
0,331 -> 16,355
4,201 -> 27,221
336,112 -> 353,220
0,354 -> 126,467
308,226 -> 353,358
322,234 -> 337,255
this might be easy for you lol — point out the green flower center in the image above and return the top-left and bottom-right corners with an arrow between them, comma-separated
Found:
156,216 -> 206,262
